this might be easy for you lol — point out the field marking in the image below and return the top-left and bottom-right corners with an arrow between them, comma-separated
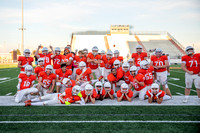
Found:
1,114 -> 200,117
176,92 -> 184,96
168,82 -> 197,92
0,77 -> 18,84
170,70 -> 185,74
0,68 -> 17,71
0,120 -> 199,123
6,93 -> 12,96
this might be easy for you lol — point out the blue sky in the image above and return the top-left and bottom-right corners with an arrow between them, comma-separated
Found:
0,0 -> 200,53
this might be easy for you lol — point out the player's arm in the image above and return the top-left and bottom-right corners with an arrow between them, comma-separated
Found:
90,73 -> 94,80
51,48 -> 56,59
157,60 -> 169,69
125,93 -> 132,102
66,57 -> 73,66
89,95 -> 95,104
134,79 -> 144,86
35,44 -> 41,59
181,63 -> 193,75
59,92 -> 66,103
30,81 -> 35,88
117,94 -> 124,102
18,61 -> 22,68
157,97 -> 163,104
48,79 -> 55,93
16,78 -> 22,90
38,77 -> 45,87
94,59 -> 101,64
84,95 -> 88,103
132,58 -> 136,66
129,84 -> 133,90
107,91 -> 114,100
148,97 -> 153,103
87,57 -> 94,63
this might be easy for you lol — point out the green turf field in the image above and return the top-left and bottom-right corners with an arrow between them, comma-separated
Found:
0,66 -> 199,132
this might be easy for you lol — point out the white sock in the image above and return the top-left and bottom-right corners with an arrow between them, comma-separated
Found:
31,102 -> 44,106
163,95 -> 171,101
185,95 -> 189,99
26,94 -> 31,100
31,97 -> 40,102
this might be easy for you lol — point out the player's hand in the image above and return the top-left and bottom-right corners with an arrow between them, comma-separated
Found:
49,45 -> 53,50
47,90 -> 52,93
38,44 -> 42,49
16,84 -> 20,90
188,71 -> 193,75
156,92 -> 162,99
148,90 -> 153,98
134,79 -> 139,83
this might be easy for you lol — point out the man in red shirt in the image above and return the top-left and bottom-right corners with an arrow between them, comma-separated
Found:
81,84 -> 97,104
150,48 -> 172,97
37,65 -> 56,96
51,47 -> 62,70
18,49 -> 34,73
87,46 -> 102,79
129,66 -> 146,100
15,65 -> 38,103
34,58 -> 45,78
113,50 -> 123,63
181,46 -> 200,103
117,83 -> 133,102
132,45 -> 147,67
61,46 -> 74,70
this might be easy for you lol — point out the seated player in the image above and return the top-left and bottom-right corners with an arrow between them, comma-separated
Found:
81,84 -> 97,104
15,65 -> 38,103
25,85 -> 85,106
138,60 -> 154,91
55,64 -> 73,93
51,47 -> 62,70
34,58 -> 45,78
18,49 -> 34,73
95,81 -> 105,101
129,66 -> 146,100
117,83 -> 133,102
103,82 -> 114,100
37,65 -> 56,96
146,83 -> 170,104
113,50 -> 123,63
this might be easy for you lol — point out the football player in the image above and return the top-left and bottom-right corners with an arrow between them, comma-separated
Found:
100,50 -> 106,56
15,65 -> 38,103
34,58 -> 45,78
61,46 -> 74,70
51,47 -> 62,70
18,49 -> 34,73
113,59 -> 121,70
103,82 -> 114,100
81,84 -> 97,104
128,58 -> 134,67
117,62 -> 131,84
181,46 -> 200,103
117,83 -> 133,102
95,81 -> 105,101
113,50 -> 123,63
150,48 -> 172,97
131,45 -> 147,67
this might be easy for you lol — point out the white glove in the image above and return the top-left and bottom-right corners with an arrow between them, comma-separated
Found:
22,64 -> 28,68
16,84 -> 20,90
156,92 -> 162,99
148,90 -> 153,98
69,57 -> 73,60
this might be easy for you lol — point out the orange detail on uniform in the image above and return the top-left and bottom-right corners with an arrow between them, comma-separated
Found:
34,66 -> 44,77
53,55 -> 62,69
116,90 -> 133,100
129,74 -> 146,91
55,68 -> 72,82
38,53 -> 52,67
18,56 -> 34,71
101,55 -> 115,69
132,52 -> 147,67
146,89 -> 165,99
76,68 -> 92,81
138,66 -> 154,85
87,52 -> 101,70
81,89 -> 97,102
151,55 -> 168,72
39,71 -> 56,88
18,73 -> 36,90
181,54 -> 200,74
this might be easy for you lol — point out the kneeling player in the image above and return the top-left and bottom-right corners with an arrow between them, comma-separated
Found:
25,85 -> 85,106
81,84 -> 97,104
15,65 -> 38,103
117,83 -> 133,102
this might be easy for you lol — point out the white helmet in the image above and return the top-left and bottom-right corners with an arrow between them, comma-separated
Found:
92,46 -> 99,56
42,47 -> 49,55
23,49 -> 31,57
122,62 -> 130,72
104,82 -> 111,88
129,66 -> 137,76
72,85 -> 81,96
106,50 -> 113,59
38,58 -> 44,66
114,50 -> 119,54
95,81 -> 103,94
64,46 -> 71,53
25,65 -> 33,76
85,84 -> 93,95
121,83 -> 129,93
101,50 -> 105,54
140,60 -> 149,69
185,46 -> 194,55
113,59 -> 121,69
45,65 -> 53,73
155,48 -> 163,56
151,83 -> 159,93
128,58 -> 133,63
79,61 -> 86,67
136,45 -> 143,49
62,78 -> 70,86
55,47 -> 61,55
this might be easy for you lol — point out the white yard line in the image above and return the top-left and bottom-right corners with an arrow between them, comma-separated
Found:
168,82 -> 197,92
0,120 -> 199,123
170,70 -> 185,74
0,77 -> 18,84
5,93 -> 12,96
176,92 -> 184,96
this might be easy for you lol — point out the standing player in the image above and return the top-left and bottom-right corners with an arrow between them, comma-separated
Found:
81,84 -> 97,104
37,65 -> 56,96
100,50 -> 105,56
129,66 -> 146,100
51,47 -> 62,70
61,46 -> 74,70
150,48 -> 172,97
138,60 -> 154,91
35,45 -> 53,67
18,49 -> 34,73
117,62 -> 130,84
87,46 -> 102,79
117,83 -> 133,102
181,46 -> 200,103
132,45 -> 147,68
15,65 -> 38,103
113,50 -> 123,63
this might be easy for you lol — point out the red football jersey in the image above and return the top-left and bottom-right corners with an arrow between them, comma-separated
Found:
18,56 -> 34,71
58,88 -> 81,104
34,66 -> 44,77
38,53 -> 52,67
117,67 -> 130,84
146,89 -> 165,100
100,55 -> 115,69
104,89 -> 114,98
151,55 -> 168,72
55,68 -> 72,81
87,52 -> 101,69
81,89 -> 97,102
39,71 -> 56,88
53,55 -> 62,69
117,90 -> 133,100
181,54 -> 200,74
76,68 -> 92,81
129,74 -> 146,91
113,56 -> 123,62
18,73 -> 36,90
74,55 -> 87,63
138,66 -> 154,85
107,73 -> 117,82
96,89 -> 106,99
132,52 -> 147,67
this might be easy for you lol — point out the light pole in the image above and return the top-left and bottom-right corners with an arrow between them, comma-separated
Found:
19,0 -> 25,55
